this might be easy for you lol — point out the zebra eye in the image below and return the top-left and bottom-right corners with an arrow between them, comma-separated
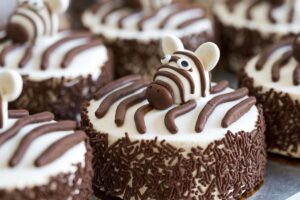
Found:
177,59 -> 191,70
29,0 -> 44,10
161,55 -> 171,65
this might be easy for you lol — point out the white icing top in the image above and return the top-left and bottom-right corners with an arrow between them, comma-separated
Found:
0,118 -> 86,190
0,31 -> 109,81
82,1 -> 213,41
87,83 -> 259,151
213,0 -> 300,37
245,45 -> 300,101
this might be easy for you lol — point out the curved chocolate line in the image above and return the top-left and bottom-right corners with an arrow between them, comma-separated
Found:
271,50 -> 293,82
94,74 -> 142,99
137,11 -> 158,31
175,51 -> 207,97
152,80 -> 175,100
246,0 -> 261,20
195,88 -> 249,133
158,65 -> 195,94
115,91 -> 146,126
101,5 -> 124,24
27,7 -> 47,35
0,112 -> 54,146
15,12 -> 37,42
255,39 -> 293,70
35,131 -> 87,167
0,44 -> 20,66
61,39 -> 103,68
134,104 -> 153,134
95,80 -> 149,118
19,46 -> 33,68
268,4 -> 278,24
159,6 -> 194,29
8,110 -> 29,118
210,80 -> 229,94
41,32 -> 92,70
177,16 -> 205,29
222,97 -> 256,128
9,120 -> 77,167
293,64 -> 300,86
154,71 -> 185,103
226,0 -> 240,12
118,10 -> 139,29
165,100 -> 196,134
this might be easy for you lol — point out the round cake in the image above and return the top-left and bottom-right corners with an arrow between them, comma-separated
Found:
240,35 -> 300,158
82,0 -> 214,78
213,0 -> 300,72
0,70 -> 93,200
0,0 -> 113,120
81,36 -> 266,199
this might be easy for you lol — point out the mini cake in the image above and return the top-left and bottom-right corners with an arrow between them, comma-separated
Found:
240,35 -> 300,158
0,70 -> 93,199
82,0 -> 214,78
82,36 -> 266,199
0,0 -> 113,120
213,0 -> 300,72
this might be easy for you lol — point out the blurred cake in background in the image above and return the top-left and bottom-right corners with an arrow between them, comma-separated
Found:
214,0 -> 300,72
82,0 -> 214,78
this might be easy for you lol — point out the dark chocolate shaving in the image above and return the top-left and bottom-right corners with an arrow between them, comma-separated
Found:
210,80 -> 229,94
9,120 -> 77,167
94,74 -> 142,99
293,64 -> 300,85
19,46 -> 33,68
115,91 -> 146,126
95,80 -> 149,118
222,97 -> 256,128
195,88 -> 249,132
35,131 -> 87,167
134,104 -> 153,134
164,100 -> 196,133
8,110 -> 29,118
271,50 -> 293,82
0,44 -> 20,66
0,112 -> 54,146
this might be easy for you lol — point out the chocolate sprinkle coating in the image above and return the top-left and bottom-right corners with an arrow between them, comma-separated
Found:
81,102 -> 266,200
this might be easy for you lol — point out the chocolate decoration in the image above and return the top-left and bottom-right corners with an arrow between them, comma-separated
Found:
6,22 -> 30,44
165,100 -> 196,133
134,104 -> 153,134
95,80 -> 149,118
101,5 -> 124,24
195,88 -> 249,133
137,11 -> 158,31
177,16 -> 206,29
271,50 -> 292,82
246,0 -> 261,20
19,46 -> 33,68
94,74 -> 142,99
115,91 -> 146,126
35,131 -> 87,167
292,34 -> 300,62
0,112 -> 54,146
146,83 -> 174,110
8,110 -> 29,118
210,80 -> 229,94
159,7 -> 193,29
0,44 -> 20,66
293,65 -> 300,85
222,97 -> 256,128
118,10 -> 139,29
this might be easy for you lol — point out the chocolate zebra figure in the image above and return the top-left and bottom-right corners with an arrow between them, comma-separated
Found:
146,35 -> 220,110
6,0 -> 69,44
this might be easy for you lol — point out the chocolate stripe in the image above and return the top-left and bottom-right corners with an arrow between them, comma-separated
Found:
115,91 -> 146,126
255,39 -> 293,70
154,71 -> 185,103
165,100 -> 196,134
101,5 -> 124,24
210,80 -> 229,94
175,51 -> 207,97
222,97 -> 256,128
159,7 -> 194,29
271,50 -> 293,82
95,80 -> 149,118
8,110 -> 29,118
35,131 -> 87,167
61,39 -> 103,68
177,16 -> 205,29
19,46 -> 33,68
0,97 -> 3,129
158,65 -> 195,94
246,0 -> 261,20
9,120 -> 77,167
134,104 -> 153,134
225,0 -> 239,12
27,7 -> 47,34
118,10 -> 139,28
15,12 -> 37,42
137,10 -> 158,31
41,32 -> 92,70
94,75 -> 142,99
195,88 -> 249,132
0,44 -> 20,66
293,64 -> 300,86
0,112 -> 54,146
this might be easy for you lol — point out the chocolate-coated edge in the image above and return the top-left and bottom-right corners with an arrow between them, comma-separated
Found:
81,101 -> 266,200
9,50 -> 114,120
0,139 -> 93,200
239,69 -> 300,158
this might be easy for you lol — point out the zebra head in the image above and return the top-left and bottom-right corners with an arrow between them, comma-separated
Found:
6,0 -> 69,44
146,35 -> 220,110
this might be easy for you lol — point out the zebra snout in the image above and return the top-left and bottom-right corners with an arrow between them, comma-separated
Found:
146,83 -> 174,110
6,23 -> 29,44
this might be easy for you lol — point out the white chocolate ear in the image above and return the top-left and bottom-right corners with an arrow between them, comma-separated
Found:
0,70 -> 23,102
194,42 -> 220,72
46,0 -> 69,13
161,35 -> 184,55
